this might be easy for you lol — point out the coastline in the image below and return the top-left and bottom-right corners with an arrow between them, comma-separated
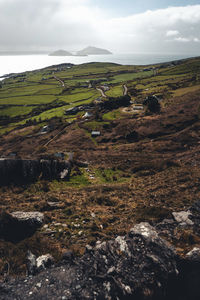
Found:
0,53 -> 199,78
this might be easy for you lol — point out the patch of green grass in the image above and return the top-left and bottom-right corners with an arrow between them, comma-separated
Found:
103,109 -> 122,120
0,95 -> 56,105
95,168 -> 129,183
50,171 -> 90,188
110,70 -> 153,84
106,85 -> 123,97
0,106 -> 34,117
160,58 -> 200,76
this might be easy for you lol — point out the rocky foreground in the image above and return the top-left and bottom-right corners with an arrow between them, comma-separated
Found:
1,201 -> 200,300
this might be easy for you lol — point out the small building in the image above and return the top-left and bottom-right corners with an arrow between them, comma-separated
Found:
91,131 -> 101,137
132,105 -> 144,111
83,112 -> 93,118
40,125 -> 50,134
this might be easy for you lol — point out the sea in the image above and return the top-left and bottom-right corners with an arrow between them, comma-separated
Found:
0,53 -> 198,79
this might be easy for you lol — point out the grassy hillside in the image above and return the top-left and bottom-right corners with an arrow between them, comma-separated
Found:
1,56 -> 200,277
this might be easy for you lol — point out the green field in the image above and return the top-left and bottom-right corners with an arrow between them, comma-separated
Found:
0,57 -> 200,134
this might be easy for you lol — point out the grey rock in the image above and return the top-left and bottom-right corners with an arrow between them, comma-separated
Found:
172,211 -> 194,226
36,254 -> 54,272
26,251 -> 37,275
186,247 -> 200,262
0,211 -> 44,242
11,211 -> 44,225
26,252 -> 54,275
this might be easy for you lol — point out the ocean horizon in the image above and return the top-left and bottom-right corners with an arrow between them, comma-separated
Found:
0,53 -> 198,78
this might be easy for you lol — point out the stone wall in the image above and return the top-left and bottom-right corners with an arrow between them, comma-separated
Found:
0,158 -> 71,185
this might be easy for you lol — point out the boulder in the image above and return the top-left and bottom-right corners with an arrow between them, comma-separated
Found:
0,211 -> 44,242
26,252 -> 54,275
36,254 -> 54,272
172,211 -> 194,226
64,222 -> 178,298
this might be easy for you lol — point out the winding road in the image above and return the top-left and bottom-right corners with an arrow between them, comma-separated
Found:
123,84 -> 128,96
54,75 -> 65,87
96,87 -> 107,98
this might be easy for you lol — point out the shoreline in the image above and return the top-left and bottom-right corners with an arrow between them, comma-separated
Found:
0,53 -> 199,78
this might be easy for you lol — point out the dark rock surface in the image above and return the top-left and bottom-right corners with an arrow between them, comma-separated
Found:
0,211 -> 44,242
0,223 -> 179,300
0,158 -> 71,185
176,247 -> 200,300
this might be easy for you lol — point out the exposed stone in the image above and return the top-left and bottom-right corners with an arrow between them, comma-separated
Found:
36,254 -> 54,272
172,211 -> 194,226
47,201 -> 64,210
26,252 -> 54,275
0,211 -> 44,242
11,211 -> 44,225
0,222 -> 179,299
186,247 -> 200,262
26,251 -> 37,275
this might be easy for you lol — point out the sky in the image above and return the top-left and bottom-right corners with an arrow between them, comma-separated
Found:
0,0 -> 200,54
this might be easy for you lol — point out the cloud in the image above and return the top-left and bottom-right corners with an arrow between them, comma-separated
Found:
166,30 -> 179,37
102,5 -> 200,53
174,37 -> 190,42
194,37 -> 200,42
0,1 -> 199,54
0,0 -> 104,50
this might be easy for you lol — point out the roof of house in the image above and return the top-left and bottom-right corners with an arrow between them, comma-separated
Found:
91,131 -> 101,136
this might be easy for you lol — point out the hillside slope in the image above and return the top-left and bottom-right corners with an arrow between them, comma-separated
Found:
0,57 -> 200,279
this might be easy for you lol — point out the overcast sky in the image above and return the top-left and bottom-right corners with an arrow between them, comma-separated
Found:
0,0 -> 200,54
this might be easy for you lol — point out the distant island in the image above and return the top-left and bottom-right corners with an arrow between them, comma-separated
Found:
76,46 -> 112,55
49,50 -> 73,56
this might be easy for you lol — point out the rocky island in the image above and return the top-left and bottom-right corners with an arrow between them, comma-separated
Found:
76,46 -> 112,55
48,50 -> 73,56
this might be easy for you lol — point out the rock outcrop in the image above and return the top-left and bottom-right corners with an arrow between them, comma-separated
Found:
0,158 -> 71,185
2,204 -> 200,299
0,211 -> 44,242
0,223 -> 179,299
